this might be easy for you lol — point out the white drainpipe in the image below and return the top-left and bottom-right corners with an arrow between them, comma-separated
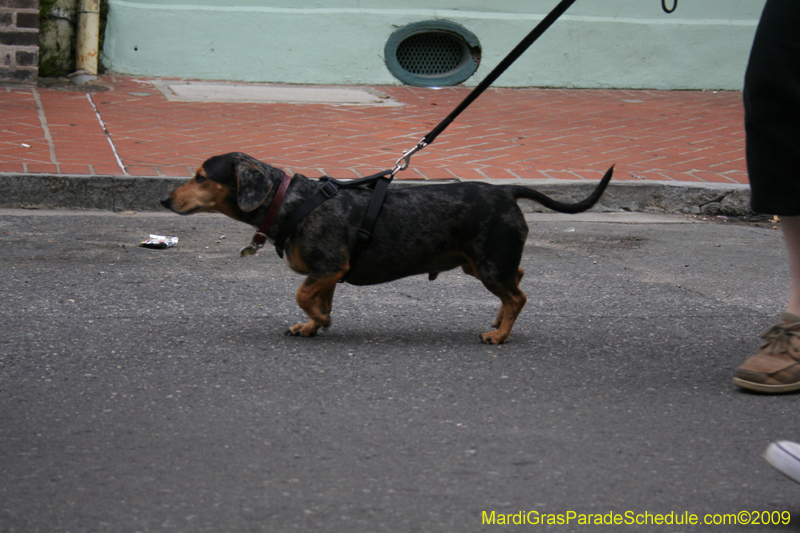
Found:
71,0 -> 100,84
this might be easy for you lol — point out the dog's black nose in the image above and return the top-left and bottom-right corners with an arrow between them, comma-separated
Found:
160,195 -> 172,209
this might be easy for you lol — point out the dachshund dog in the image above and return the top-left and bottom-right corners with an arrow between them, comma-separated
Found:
162,152 -> 612,344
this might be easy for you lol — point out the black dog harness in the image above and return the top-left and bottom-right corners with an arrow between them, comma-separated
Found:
240,168 -> 393,263
273,170 -> 392,262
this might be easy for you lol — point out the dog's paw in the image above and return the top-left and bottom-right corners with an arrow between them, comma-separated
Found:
480,331 -> 508,345
286,322 -> 320,337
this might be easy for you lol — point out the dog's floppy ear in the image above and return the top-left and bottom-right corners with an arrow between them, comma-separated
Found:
233,159 -> 282,213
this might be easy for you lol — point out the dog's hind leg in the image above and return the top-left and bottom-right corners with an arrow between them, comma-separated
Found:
481,282 -> 527,345
287,271 -> 344,337
475,262 -> 526,344
463,260 -> 526,343
491,267 -> 525,328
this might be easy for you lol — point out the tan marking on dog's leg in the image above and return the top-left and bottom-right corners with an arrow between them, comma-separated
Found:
287,271 -> 344,337
481,289 -> 527,345
492,268 -> 524,329
285,245 -> 310,275
492,308 -> 505,330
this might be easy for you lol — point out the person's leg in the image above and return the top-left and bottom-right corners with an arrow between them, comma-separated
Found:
734,0 -> 800,393
733,218 -> 800,392
783,216 -> 800,316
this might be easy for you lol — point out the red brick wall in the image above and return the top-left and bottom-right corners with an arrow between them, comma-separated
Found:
0,0 -> 40,84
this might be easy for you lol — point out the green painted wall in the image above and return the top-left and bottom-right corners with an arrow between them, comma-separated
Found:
103,0 -> 765,90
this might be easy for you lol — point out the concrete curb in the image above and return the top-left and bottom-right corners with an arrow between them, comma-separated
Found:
499,179 -> 753,217
0,174 -> 186,212
0,173 -> 753,216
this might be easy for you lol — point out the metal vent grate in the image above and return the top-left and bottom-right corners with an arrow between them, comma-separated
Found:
385,20 -> 481,87
396,32 -> 465,76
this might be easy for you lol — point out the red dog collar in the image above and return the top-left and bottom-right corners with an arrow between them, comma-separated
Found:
241,173 -> 292,256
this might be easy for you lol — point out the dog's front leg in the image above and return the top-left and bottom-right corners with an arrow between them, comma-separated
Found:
286,272 -> 344,337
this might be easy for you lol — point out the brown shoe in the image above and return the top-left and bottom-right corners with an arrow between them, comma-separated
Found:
734,313 -> 800,393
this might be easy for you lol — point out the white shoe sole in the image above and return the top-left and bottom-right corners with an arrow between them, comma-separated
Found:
764,441 -> 800,485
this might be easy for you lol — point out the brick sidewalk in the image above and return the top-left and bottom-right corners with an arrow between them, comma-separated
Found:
0,74 -> 748,184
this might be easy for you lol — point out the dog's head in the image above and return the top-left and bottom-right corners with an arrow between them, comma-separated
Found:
161,152 -> 285,219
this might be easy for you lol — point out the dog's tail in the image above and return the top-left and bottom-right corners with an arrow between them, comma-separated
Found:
509,165 -> 614,214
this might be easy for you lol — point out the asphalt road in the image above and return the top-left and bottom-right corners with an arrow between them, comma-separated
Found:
1,209 -> 798,532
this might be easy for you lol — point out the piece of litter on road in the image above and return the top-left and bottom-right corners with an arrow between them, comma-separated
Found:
140,234 -> 178,249
21,143 -> 31,148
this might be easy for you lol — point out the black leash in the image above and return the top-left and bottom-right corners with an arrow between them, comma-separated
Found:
392,0 -> 577,174
662,0 -> 677,14
272,0 -> 579,265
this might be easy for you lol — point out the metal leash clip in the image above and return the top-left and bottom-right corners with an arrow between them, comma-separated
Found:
391,140 -> 428,176
240,232 -> 267,256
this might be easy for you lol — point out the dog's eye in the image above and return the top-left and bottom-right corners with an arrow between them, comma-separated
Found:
195,174 -> 206,184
